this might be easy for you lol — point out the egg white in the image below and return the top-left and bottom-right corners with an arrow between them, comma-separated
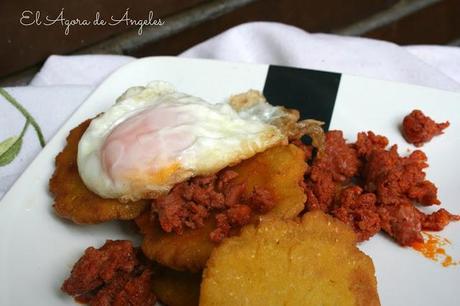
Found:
77,81 -> 313,202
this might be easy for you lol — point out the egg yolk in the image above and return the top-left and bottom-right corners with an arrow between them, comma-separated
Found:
101,105 -> 197,182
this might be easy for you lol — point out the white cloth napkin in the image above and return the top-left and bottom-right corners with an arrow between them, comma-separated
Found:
2,21 -> 460,198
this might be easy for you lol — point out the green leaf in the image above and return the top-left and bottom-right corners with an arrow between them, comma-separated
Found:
0,136 -> 23,166
0,88 -> 45,147
0,120 -> 29,167
0,136 -> 18,155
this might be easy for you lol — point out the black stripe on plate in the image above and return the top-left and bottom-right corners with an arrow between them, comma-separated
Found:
262,65 -> 341,131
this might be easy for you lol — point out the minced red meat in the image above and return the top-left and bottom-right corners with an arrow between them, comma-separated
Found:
304,130 -> 360,212
302,127 -> 459,246
331,186 -> 381,242
152,170 -> 275,243
354,131 -> 388,158
402,109 -> 449,147
377,201 -> 425,245
422,209 -> 460,231
362,145 -> 440,206
61,240 -> 156,306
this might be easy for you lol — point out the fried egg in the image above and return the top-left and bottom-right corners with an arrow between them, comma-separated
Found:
77,81 -> 317,202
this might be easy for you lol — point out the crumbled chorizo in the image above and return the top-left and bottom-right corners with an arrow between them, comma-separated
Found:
245,186 -> 276,213
304,173 -> 337,211
304,131 -> 360,212
362,145 -> 440,206
89,269 -> 155,306
62,240 -> 138,295
61,240 -> 156,305
331,186 -> 380,241
402,109 -> 449,147
357,132 -> 459,245
226,204 -> 252,226
422,209 -> 460,231
152,170 -> 275,243
303,122 -> 458,246
316,131 -> 360,182
209,213 -> 231,243
354,131 -> 388,158
378,202 -> 424,246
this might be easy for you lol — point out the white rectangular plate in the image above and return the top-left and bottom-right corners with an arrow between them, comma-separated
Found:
1,57 -> 459,306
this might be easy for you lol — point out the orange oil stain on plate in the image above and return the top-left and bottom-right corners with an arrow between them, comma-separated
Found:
412,232 -> 459,267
